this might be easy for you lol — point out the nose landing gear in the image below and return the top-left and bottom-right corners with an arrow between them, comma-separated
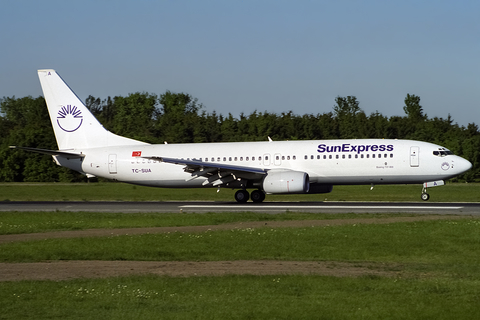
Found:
421,191 -> 430,201
421,185 -> 430,201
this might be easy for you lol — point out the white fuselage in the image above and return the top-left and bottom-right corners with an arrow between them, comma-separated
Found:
57,139 -> 472,188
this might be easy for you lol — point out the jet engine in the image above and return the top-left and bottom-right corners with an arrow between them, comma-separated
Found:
262,170 -> 309,194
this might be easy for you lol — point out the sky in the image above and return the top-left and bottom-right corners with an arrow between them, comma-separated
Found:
1,0 -> 479,126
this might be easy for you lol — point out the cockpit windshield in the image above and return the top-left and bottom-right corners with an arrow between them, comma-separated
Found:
433,148 -> 454,157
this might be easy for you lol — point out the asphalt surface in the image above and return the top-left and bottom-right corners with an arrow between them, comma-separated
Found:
1,201 -> 479,215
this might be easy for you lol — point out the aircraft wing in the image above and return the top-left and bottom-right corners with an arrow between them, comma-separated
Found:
143,156 -> 266,187
9,146 -> 85,158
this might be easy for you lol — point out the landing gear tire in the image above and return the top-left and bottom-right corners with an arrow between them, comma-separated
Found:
421,193 -> 430,201
235,190 -> 249,203
251,190 -> 266,203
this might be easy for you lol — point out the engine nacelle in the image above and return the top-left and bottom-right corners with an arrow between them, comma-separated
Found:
262,170 -> 309,194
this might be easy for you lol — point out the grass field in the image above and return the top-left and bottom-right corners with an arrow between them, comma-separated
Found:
0,211 -> 408,235
0,181 -> 479,202
1,182 -> 480,319
1,216 -> 480,319
2,275 -> 480,319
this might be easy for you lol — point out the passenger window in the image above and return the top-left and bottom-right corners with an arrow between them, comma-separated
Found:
390,154 -> 393,158
252,156 -> 255,161
276,155 -> 279,160
367,154 -> 370,158
223,157 -> 226,161
287,156 -> 290,160
355,154 -> 358,159
246,157 -> 249,161
329,155 -> 332,159
304,155 -> 308,160
348,154 -> 352,159
240,157 -> 243,161
259,156 -> 262,161
323,155 -> 327,159
336,155 -> 339,159
293,156 -> 296,160
342,154 -> 345,159
317,155 -> 320,159
372,154 -> 375,158
361,154 -> 364,159
282,156 -> 285,160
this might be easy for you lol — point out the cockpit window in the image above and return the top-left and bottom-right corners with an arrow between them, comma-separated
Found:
433,149 -> 454,157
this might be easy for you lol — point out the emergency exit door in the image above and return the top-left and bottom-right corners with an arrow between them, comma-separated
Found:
410,147 -> 419,167
108,154 -> 117,174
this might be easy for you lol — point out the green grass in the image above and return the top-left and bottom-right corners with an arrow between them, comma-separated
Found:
0,211 -> 408,235
2,219 -> 480,272
0,181 -> 479,202
2,215 -> 480,319
1,182 -> 479,319
2,275 -> 480,320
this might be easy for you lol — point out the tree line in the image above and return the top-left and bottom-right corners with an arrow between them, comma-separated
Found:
1,92 -> 479,182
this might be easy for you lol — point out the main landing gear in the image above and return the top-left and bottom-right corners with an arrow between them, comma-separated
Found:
234,189 -> 266,203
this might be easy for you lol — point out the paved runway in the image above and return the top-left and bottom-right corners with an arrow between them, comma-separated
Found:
1,201 -> 479,215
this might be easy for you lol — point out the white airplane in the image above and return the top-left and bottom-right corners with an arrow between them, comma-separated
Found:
11,69 -> 473,203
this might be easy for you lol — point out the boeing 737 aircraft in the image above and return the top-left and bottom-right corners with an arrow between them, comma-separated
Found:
10,70 -> 472,203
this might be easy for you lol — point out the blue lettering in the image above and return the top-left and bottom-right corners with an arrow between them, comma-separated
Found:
315,143 -> 394,154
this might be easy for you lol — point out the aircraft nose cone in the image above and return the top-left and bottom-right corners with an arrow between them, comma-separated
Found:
457,157 -> 472,174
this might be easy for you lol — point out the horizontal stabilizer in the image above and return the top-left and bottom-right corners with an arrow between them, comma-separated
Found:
9,146 -> 84,158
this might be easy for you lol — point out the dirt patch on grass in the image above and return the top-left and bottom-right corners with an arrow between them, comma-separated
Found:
0,260 -> 405,281
0,215 -> 465,244
0,215 -> 466,281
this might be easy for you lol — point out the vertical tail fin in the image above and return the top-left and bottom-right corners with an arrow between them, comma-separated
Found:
38,69 -> 147,150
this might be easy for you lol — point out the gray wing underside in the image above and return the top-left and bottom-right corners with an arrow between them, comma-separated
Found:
143,156 -> 266,187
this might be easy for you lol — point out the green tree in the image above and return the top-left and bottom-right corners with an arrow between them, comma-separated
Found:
333,96 -> 363,139
157,91 -> 202,143
112,92 -> 158,143
0,96 -> 59,181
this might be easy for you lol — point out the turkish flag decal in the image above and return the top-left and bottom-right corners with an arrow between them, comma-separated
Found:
132,151 -> 142,157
